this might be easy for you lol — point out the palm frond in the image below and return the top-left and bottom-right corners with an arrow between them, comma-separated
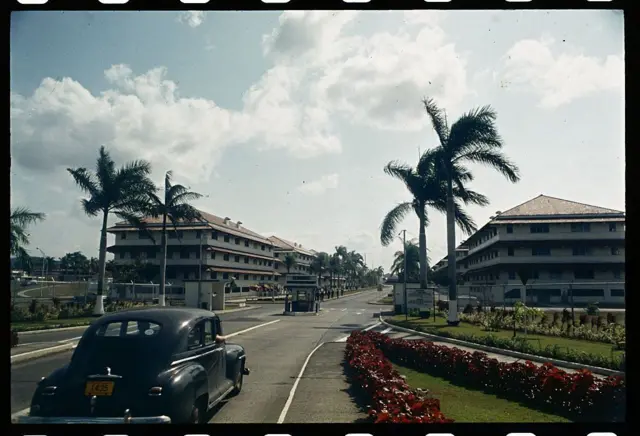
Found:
81,198 -> 102,216
95,146 -> 116,191
67,168 -> 101,198
380,202 -> 412,246
422,97 -> 449,146
114,210 -> 157,244
455,147 -> 521,183
451,186 -> 490,207
452,200 -> 478,235
170,190 -> 203,207
10,207 -> 46,227
447,105 -> 503,156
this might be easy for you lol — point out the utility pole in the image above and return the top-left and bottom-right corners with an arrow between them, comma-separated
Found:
400,230 -> 408,321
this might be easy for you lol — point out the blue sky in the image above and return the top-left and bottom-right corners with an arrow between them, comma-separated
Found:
10,10 -> 624,270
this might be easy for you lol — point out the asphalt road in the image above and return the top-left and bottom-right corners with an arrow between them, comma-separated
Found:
11,288 -> 388,419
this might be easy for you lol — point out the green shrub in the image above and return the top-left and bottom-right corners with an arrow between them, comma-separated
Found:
463,303 -> 474,314
419,310 -> 431,319
585,302 -> 600,316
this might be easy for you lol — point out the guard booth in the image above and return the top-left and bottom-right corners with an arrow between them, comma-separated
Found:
183,280 -> 227,311
285,274 -> 319,312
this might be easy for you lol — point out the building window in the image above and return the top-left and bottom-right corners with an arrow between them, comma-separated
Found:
253,275 -> 257,280
138,231 -> 149,239
244,274 -> 249,280
180,250 -> 190,259
508,271 -> 516,280
244,257 -> 249,264
570,289 -> 604,297
550,271 -> 562,280
530,224 -> 549,233
223,254 -> 230,261
611,247 -> 620,255
224,235 -> 230,243
532,270 -> 539,279
245,240 -> 249,247
275,253 -> 280,258
210,251 -> 216,259
253,259 -> 258,264
235,237 -> 241,245
195,250 -> 200,259
166,269 -> 176,279
212,231 -> 218,240
572,247 -> 588,256
120,233 -> 127,240
260,275 -> 265,281
611,289 -> 624,297
261,245 -> 265,251
574,269 -> 595,280
195,231 -> 201,239
609,223 -> 617,232
571,223 -> 591,233
223,273 -> 229,280
119,252 -> 125,259
235,255 -> 240,263
211,272 -> 218,280
507,247 -> 514,256
532,247 -> 551,256
146,250 -> 155,259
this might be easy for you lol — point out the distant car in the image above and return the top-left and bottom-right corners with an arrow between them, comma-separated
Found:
14,307 -> 250,424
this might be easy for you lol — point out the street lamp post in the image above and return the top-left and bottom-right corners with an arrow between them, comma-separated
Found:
198,232 -> 204,304
36,247 -> 45,297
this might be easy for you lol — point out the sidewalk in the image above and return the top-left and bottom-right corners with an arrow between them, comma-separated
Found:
282,343 -> 369,423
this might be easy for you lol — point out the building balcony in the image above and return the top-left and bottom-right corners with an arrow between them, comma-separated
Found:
499,231 -> 625,243
463,254 -> 625,271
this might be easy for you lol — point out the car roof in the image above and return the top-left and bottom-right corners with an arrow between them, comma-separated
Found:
91,307 -> 217,331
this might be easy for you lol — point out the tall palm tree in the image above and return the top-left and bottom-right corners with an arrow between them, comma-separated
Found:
283,253 -> 297,275
311,252 -> 329,287
10,207 -> 45,256
17,247 -> 32,275
421,98 -> 520,324
381,155 -> 487,290
142,171 -> 203,306
390,241 -> 421,282
68,146 -> 156,315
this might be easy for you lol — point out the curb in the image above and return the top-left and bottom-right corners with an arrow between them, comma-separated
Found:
11,342 -> 78,364
282,312 -> 320,316
220,305 -> 259,314
379,316 -> 624,378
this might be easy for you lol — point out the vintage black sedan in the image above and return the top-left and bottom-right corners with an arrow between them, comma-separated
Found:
14,307 -> 250,424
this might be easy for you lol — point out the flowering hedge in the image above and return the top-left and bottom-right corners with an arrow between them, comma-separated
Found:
362,331 -> 625,422
345,331 -> 453,423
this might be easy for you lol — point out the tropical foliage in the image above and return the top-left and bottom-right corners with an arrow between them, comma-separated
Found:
68,146 -> 155,314
139,171 -> 203,305
419,98 -> 520,323
10,207 -> 45,256
389,241 -> 421,282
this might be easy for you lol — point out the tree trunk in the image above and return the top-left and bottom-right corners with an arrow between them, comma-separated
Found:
159,214 -> 168,306
418,206 -> 428,289
93,210 -> 109,316
446,174 -> 459,324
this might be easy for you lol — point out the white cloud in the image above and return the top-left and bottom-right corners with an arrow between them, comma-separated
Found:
501,37 -> 624,108
255,11 -> 469,132
296,174 -> 339,195
177,11 -> 206,28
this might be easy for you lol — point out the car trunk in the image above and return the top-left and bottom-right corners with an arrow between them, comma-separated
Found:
57,337 -> 170,417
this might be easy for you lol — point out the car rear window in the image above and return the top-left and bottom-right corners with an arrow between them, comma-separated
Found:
95,320 -> 162,337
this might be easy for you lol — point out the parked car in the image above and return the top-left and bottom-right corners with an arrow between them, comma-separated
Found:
14,307 -> 250,424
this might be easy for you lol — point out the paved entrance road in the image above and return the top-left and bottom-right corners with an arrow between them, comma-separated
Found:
11,288 -> 389,418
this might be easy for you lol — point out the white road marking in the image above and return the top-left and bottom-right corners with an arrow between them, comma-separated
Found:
226,319 -> 281,338
341,308 -> 347,312
381,327 -> 393,334
277,342 -> 326,424
334,321 -> 382,343
355,312 -> 363,315
363,322 -> 382,331
11,407 -> 30,418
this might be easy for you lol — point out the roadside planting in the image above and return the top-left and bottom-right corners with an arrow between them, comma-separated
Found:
354,330 -> 625,422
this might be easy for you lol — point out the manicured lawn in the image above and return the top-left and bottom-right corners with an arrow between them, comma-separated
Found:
378,297 -> 393,304
19,282 -> 88,298
12,317 -> 96,332
389,315 -> 622,359
394,363 -> 570,423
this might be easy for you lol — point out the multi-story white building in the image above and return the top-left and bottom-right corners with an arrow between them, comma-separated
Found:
268,236 -> 315,277
431,195 -> 625,305
107,211 -> 280,291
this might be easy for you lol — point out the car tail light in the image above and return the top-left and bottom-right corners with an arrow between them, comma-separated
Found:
148,386 -> 162,396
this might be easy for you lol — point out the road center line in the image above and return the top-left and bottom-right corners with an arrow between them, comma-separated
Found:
381,327 -> 393,334
276,342 -> 325,424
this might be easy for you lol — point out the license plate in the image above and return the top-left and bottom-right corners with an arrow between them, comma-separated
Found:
85,381 -> 114,396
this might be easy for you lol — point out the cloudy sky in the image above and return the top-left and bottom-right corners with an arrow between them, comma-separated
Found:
10,10 -> 624,270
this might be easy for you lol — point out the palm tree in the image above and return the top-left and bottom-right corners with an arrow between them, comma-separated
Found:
142,171 -> 203,306
421,98 -> 521,324
311,252 -> 329,287
10,207 -> 45,256
17,247 -> 32,275
68,146 -> 156,315
329,253 -> 341,289
283,253 -> 297,275
390,241 -> 421,282
380,154 -> 487,290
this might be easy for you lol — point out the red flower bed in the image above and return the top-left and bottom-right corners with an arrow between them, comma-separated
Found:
345,330 -> 453,423
362,330 -> 625,422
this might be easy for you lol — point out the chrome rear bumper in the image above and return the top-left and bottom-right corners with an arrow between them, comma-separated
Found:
13,415 -> 171,424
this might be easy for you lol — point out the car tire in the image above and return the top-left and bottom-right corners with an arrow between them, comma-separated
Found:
231,362 -> 244,396
189,397 -> 206,423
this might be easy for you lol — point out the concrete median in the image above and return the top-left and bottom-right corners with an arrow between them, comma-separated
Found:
11,342 -> 78,365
